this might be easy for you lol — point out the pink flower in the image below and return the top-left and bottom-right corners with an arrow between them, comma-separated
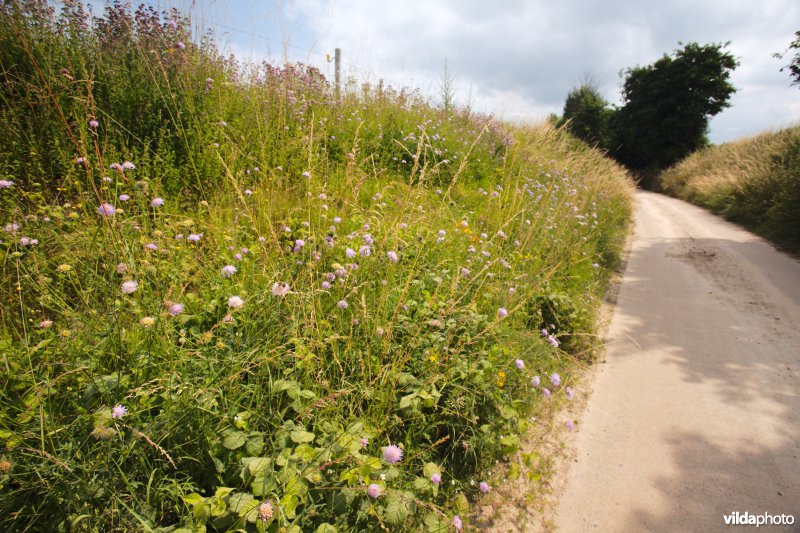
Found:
515,359 -> 524,370
337,299 -> 348,309
221,265 -> 237,278
550,372 -> 561,387
121,161 -> 135,170
257,501 -> 273,522
175,41 -> 185,50
89,119 -> 99,129
479,481 -> 489,493
227,296 -> 244,309
111,404 -> 127,419
120,280 -> 138,294
498,307 -> 508,318
531,376 -> 540,387
382,444 -> 402,464
169,303 -> 184,316
0,179 -> 13,189
97,203 -> 116,217
431,472 -> 442,485
367,483 -> 382,498
272,282 -> 290,297
119,194 -> 130,202
387,251 -> 398,262
187,233 -> 202,243
346,248 -> 356,258
360,437 -> 369,448
453,515 -> 463,532
150,198 -> 164,207
566,420 -> 574,431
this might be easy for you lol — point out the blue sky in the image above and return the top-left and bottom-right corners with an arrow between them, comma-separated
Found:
72,0 -> 800,144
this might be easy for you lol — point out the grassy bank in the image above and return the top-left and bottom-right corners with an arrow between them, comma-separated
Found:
0,2 -> 633,531
659,126 -> 800,254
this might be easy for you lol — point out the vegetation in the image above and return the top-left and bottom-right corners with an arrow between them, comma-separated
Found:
775,29 -> 800,86
659,126 -> 800,254
557,43 -> 738,177
0,1 -> 633,531
557,83 -> 612,149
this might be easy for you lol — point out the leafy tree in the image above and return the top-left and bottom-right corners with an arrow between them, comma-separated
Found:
775,30 -> 800,86
610,42 -> 738,171
558,83 -> 612,149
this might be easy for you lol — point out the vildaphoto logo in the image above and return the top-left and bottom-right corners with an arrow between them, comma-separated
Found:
723,512 -> 795,527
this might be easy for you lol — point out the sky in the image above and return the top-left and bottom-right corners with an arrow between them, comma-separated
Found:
77,0 -> 800,144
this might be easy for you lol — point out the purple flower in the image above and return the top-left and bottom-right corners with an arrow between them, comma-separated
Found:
321,281 -> 331,289
293,239 -> 305,252
175,41 -> 185,50
566,420 -> 574,431
233,253 -> 242,261
97,203 -> 116,217
150,197 -> 164,207
592,263 -> 600,269
76,157 -> 85,164
110,163 -> 122,171
89,119 -> 99,129
453,515 -> 463,532
119,194 -> 130,202
187,233 -> 202,243
498,307 -> 508,319
550,372 -> 561,387
531,375 -> 540,387
515,359 -> 524,370
221,265 -> 237,277
333,216 -> 342,224
541,328 -> 548,337
363,233 -> 374,245
345,247 -> 356,258
399,222 -> 408,230
431,472 -> 442,485
460,267 -> 470,277
111,404 -> 127,419
566,386 -> 574,399
387,251 -> 398,262
359,245 -> 371,257
382,444 -> 403,464
145,243 -> 158,251
360,437 -> 369,448
0,179 -> 13,189
479,481 -> 489,493
227,296 -> 244,309
542,388 -> 551,398
121,161 -> 135,170
548,335 -> 560,348
367,483 -> 382,498
120,280 -> 138,294
169,303 -> 184,316
272,282 -> 290,297
337,299 -> 348,310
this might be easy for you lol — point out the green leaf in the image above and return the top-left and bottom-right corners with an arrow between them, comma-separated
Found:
398,393 -> 416,410
315,524 -> 337,533
229,492 -> 258,517
290,429 -> 315,444
280,494 -> 299,520
246,433 -> 264,455
243,457 -> 272,476
452,493 -> 469,516
222,429 -> 247,450
384,493 -> 410,526
181,493 -> 205,507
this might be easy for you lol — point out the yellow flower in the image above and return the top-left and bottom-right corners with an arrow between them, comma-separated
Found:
57,264 -> 72,272
59,329 -> 71,338
496,371 -> 506,388
140,316 -> 155,328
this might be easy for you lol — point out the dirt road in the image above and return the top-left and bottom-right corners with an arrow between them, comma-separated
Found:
555,191 -> 800,531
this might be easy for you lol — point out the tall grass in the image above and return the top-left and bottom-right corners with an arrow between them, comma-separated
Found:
659,126 -> 800,254
0,2 -> 634,530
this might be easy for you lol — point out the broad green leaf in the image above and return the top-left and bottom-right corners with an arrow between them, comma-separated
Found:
222,429 -> 247,450
315,524 -> 337,533
290,429 -> 315,444
384,493 -> 410,526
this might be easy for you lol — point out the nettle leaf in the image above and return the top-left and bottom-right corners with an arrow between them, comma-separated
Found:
384,493 -> 410,526
246,433 -> 264,455
222,429 -> 247,450
243,457 -> 273,477
229,492 -> 258,517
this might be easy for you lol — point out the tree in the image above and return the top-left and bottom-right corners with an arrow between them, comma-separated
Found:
610,42 -> 738,171
558,83 -> 612,149
775,30 -> 800,86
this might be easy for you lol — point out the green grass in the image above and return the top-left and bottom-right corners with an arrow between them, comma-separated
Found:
0,2 -> 633,531
659,125 -> 800,254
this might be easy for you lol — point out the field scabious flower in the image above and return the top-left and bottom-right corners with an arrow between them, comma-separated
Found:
367,484 -> 382,498
337,299 -> 348,309
387,251 -> 398,262
382,444 -> 403,464
359,245 -> 371,257
453,515 -> 463,532
150,198 -> 164,207
187,233 -> 202,243
119,194 -> 130,202
111,404 -> 127,419
515,359 -> 524,369
221,265 -> 237,278
431,472 -> 442,485
257,501 -> 273,522
227,296 -> 244,309
0,179 -> 14,188
89,119 -> 99,129
272,282 -> 290,297
169,303 -> 184,316
531,375 -> 540,387
550,372 -> 561,387
498,307 -> 508,318
122,161 -> 135,170
479,481 -> 490,493
97,203 -> 116,217
120,280 -> 138,294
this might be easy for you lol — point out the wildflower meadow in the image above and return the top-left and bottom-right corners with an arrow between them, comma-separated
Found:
0,2 -> 633,531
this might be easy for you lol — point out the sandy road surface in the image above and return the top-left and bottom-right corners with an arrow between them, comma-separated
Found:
555,191 -> 800,532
